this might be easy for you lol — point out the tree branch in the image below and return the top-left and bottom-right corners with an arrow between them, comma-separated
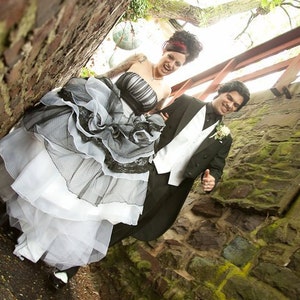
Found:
280,6 -> 293,27
234,10 -> 258,41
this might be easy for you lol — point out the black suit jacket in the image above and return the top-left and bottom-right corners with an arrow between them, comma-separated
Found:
110,94 -> 232,244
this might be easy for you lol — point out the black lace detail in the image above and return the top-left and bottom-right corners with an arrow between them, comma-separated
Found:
57,88 -> 73,103
59,87 -> 105,134
79,132 -> 151,173
57,77 -> 154,174
104,154 -> 151,173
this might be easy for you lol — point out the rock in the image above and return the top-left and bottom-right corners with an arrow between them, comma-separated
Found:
222,236 -> 258,267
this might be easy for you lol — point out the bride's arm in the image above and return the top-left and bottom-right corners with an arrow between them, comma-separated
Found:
95,53 -> 147,79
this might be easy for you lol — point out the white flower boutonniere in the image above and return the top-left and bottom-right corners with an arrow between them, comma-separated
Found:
210,122 -> 230,143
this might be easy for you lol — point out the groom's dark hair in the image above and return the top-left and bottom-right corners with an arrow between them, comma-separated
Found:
217,81 -> 250,110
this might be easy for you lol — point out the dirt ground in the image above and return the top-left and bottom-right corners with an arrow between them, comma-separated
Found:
0,225 -> 101,300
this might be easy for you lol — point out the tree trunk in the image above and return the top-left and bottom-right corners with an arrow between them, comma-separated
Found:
149,0 -> 262,26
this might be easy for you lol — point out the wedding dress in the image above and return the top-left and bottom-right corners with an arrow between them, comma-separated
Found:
0,75 -> 164,270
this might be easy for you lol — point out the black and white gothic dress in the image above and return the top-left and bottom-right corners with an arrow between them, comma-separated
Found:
0,75 -> 164,270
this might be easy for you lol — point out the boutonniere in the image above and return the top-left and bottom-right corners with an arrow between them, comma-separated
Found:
210,122 -> 230,143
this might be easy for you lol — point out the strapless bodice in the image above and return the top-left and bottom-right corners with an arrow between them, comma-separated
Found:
115,72 -> 158,115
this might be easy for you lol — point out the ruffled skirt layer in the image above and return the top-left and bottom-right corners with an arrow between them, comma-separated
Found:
0,77 -> 164,270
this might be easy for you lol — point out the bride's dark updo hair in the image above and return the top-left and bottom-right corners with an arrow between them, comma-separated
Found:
163,30 -> 203,65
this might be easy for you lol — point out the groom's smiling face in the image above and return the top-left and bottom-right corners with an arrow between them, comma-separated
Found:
212,91 -> 244,116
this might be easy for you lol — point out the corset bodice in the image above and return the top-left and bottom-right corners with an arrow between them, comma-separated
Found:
115,72 -> 158,115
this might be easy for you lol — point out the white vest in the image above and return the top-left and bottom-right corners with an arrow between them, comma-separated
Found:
153,106 -> 218,186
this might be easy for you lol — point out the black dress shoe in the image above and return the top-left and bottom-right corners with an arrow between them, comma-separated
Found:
0,213 -> 21,242
0,201 -> 6,214
49,271 -> 68,290
0,212 -> 9,227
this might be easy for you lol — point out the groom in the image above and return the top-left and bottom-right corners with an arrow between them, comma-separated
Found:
51,80 -> 250,288
110,80 -> 250,243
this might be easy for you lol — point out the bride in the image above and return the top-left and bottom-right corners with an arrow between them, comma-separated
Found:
0,30 -> 202,286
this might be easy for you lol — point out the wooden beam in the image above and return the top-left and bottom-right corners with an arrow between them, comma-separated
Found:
271,53 -> 300,99
170,79 -> 194,100
230,57 -> 294,83
171,27 -> 300,97
196,59 -> 237,100
235,28 -> 300,69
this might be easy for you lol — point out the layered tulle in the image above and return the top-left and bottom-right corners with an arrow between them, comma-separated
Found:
0,76 -> 164,270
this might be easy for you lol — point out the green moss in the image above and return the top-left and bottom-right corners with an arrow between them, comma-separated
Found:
255,105 -> 269,115
251,188 -> 278,200
15,0 -> 37,40
122,0 -> 151,22
1,85 -> 12,117
273,142 -> 299,159
188,256 -> 229,285
258,218 -> 300,246
189,260 -> 254,300
258,143 -> 277,160
127,247 -> 152,271
257,219 -> 283,240
216,261 -> 236,278
96,246 -> 161,298
136,260 -> 152,271
228,116 -> 260,132
293,130 -> 300,138
80,67 -> 96,77
163,288 -> 186,300
158,250 -> 180,269
215,179 -> 253,199
272,161 -> 296,169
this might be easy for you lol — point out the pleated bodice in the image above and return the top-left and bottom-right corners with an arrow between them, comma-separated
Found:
115,72 -> 158,115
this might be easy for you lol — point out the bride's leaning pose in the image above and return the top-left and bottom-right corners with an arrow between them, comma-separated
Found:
0,30 -> 202,288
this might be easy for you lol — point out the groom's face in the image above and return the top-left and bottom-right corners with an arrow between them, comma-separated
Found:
212,91 -> 244,116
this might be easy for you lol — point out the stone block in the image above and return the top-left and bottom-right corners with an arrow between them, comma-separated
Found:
222,236 -> 258,267
191,197 -> 223,218
187,220 -> 227,251
251,261 -> 300,299
187,255 -> 228,285
288,248 -> 300,277
223,275 -> 288,300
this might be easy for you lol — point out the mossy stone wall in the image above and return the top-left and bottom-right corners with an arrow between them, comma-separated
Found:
92,83 -> 300,300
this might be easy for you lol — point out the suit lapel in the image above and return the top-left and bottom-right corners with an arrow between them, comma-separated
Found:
174,99 -> 206,136
193,130 -> 218,154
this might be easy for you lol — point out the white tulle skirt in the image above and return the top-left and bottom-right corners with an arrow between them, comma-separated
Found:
0,78 -> 164,270
0,127 -> 145,270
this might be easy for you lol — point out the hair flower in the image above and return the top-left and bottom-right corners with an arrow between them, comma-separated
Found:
210,122 -> 230,143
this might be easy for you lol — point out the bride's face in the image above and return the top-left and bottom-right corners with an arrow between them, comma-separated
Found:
156,51 -> 186,77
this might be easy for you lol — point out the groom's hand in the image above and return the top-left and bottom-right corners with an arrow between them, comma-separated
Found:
202,169 -> 216,192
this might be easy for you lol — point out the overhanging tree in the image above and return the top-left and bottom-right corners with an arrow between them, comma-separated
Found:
124,0 -> 299,27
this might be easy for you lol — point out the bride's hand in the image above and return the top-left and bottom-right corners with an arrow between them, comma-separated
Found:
160,112 -> 169,121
